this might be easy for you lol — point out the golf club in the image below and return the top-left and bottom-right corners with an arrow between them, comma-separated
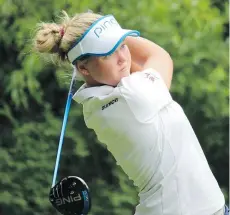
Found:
51,71 -> 76,188
49,72 -> 91,215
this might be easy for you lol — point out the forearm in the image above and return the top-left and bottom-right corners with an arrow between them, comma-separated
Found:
142,52 -> 173,89
126,36 -> 173,89
130,60 -> 142,73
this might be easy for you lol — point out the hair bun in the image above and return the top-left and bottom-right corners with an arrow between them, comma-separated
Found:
34,23 -> 62,54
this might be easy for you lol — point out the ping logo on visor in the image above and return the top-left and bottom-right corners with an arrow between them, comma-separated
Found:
67,15 -> 140,64
94,17 -> 119,38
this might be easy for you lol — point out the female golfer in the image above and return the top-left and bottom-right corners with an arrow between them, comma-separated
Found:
34,11 -> 228,215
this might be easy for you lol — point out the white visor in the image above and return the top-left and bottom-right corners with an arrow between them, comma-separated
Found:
67,14 -> 140,65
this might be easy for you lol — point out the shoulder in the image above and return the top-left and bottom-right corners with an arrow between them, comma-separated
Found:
120,68 -> 163,87
72,84 -> 128,128
117,68 -> 173,122
118,68 -> 169,99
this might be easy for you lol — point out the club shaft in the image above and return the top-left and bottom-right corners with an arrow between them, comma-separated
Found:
52,73 -> 76,187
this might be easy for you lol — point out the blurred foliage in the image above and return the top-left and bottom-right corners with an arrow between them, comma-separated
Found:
0,0 -> 229,214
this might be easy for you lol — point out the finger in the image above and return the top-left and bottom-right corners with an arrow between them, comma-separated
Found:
60,181 -> 64,197
53,186 -> 56,198
56,185 -> 59,198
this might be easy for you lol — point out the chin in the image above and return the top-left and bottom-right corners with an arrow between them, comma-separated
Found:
107,72 -> 130,86
122,70 -> 130,78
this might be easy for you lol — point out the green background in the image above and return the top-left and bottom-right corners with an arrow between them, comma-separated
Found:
0,0 -> 229,214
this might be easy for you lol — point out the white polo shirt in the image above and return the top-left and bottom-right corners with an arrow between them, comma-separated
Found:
73,68 -> 225,215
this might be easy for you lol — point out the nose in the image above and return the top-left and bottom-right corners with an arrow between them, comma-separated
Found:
116,49 -> 126,65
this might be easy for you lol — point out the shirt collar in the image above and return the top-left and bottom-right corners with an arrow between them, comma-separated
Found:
72,83 -> 115,104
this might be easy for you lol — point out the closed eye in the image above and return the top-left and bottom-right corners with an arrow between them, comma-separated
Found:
120,43 -> 126,49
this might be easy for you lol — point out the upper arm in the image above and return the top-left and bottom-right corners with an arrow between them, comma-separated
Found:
125,36 -> 174,89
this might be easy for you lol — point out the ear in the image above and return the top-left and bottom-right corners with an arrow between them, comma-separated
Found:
76,61 -> 90,76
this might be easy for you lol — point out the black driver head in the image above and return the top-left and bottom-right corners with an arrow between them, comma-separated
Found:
49,176 -> 91,215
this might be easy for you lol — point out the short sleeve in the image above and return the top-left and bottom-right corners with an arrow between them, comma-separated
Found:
118,68 -> 173,123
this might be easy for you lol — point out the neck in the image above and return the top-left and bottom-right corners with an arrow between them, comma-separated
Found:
84,76 -> 104,87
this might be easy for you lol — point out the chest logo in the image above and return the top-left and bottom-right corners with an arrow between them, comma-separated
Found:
102,98 -> 118,110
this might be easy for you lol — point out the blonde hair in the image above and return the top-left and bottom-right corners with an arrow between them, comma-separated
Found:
33,11 -> 102,63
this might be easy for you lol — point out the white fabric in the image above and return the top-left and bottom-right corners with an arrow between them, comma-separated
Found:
73,68 -> 225,215
67,15 -> 139,65
213,207 -> 225,215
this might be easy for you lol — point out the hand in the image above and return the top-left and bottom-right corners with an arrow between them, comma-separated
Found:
49,176 -> 91,215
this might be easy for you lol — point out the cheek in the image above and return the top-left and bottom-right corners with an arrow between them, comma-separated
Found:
87,55 -> 129,86
89,60 -> 112,81
99,60 -> 120,85
89,61 -> 103,77
99,58 -> 117,73
125,47 -> 131,63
